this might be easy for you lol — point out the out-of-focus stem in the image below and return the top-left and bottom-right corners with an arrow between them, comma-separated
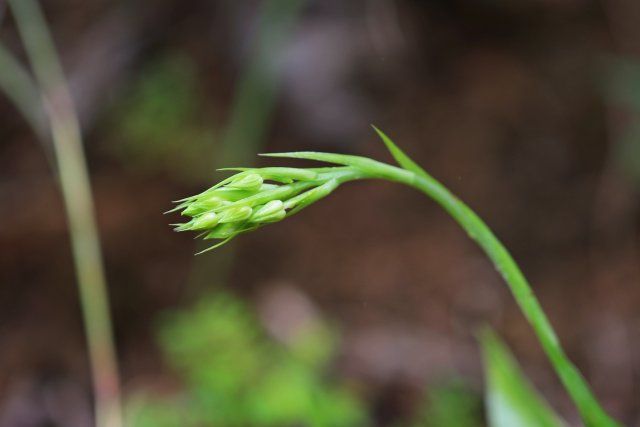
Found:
7,1 -> 122,426
220,0 -> 305,166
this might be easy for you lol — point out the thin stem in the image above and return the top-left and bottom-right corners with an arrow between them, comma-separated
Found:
8,1 -> 122,426
375,165 -> 620,427
219,0 -> 305,166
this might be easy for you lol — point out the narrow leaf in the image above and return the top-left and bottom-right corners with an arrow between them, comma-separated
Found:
480,329 -> 567,427
372,125 -> 430,178
260,151 -> 381,171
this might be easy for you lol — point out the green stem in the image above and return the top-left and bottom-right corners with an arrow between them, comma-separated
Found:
230,148 -> 619,425
376,165 -> 619,427
8,1 -> 122,426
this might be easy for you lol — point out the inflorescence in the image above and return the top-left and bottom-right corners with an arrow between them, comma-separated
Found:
170,165 -> 360,253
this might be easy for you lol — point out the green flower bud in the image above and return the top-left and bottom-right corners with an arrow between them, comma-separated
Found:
182,202 -> 209,217
227,173 -> 263,192
172,161 -> 350,252
198,194 -> 228,208
217,205 -> 253,223
250,200 -> 286,223
190,212 -> 219,230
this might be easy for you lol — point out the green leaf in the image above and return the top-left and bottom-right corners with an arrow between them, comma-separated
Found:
260,151 -> 378,169
480,329 -> 567,427
259,152 -> 411,182
371,125 -> 430,179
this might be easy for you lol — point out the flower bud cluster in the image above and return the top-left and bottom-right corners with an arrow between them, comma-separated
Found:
172,167 -> 340,252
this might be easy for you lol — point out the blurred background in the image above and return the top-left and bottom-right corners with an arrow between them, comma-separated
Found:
0,0 -> 639,426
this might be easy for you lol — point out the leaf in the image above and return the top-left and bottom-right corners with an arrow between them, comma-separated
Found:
259,152 -> 409,182
260,151 -> 377,169
480,329 -> 567,427
371,125 -> 430,179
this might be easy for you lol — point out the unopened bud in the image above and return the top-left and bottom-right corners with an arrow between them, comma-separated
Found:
190,212 -> 219,230
250,200 -> 286,223
182,202 -> 209,217
218,205 -> 253,223
227,173 -> 263,192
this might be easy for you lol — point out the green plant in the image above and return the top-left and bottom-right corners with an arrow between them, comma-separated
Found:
127,292 -> 368,427
110,54 -> 215,181
411,380 -> 482,427
172,127 -> 620,426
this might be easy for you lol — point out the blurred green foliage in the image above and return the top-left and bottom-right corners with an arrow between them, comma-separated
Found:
127,293 -> 368,427
606,57 -> 640,186
110,54 -> 215,181
411,381 -> 482,427
126,291 -> 490,426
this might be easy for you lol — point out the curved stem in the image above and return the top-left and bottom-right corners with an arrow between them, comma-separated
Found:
370,165 -> 620,427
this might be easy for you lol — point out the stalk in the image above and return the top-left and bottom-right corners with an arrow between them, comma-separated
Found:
378,166 -> 620,427
173,132 -> 621,426
7,1 -> 122,426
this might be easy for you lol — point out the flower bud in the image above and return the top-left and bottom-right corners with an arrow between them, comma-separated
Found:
227,173 -> 263,192
182,202 -> 209,217
217,205 -> 253,223
250,200 -> 286,223
190,212 -> 219,230
183,196 -> 222,214
198,194 -> 229,208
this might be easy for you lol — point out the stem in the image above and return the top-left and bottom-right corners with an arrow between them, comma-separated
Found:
220,0 -> 305,166
375,165 -> 619,426
211,146 -> 619,424
8,1 -> 122,426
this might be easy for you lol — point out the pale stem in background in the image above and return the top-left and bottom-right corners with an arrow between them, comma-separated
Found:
6,1 -> 122,426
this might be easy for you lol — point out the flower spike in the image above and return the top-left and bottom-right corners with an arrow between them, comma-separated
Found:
171,165 -> 361,252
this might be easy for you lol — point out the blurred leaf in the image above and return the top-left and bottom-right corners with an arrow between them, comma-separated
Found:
110,53 -> 215,181
605,57 -> 640,187
128,292 -> 368,427
127,395 -> 202,427
480,329 -> 567,427
412,380 -> 482,427
220,0 -> 306,166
